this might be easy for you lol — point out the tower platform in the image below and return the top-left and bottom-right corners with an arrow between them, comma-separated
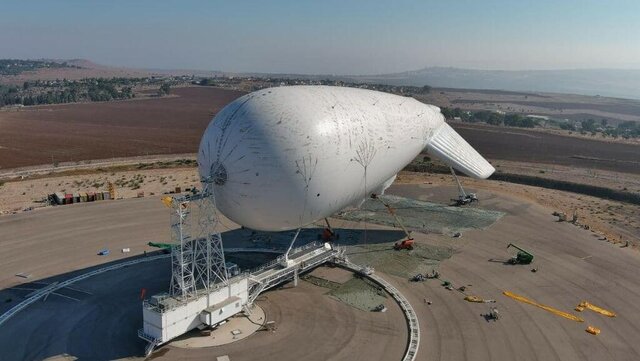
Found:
138,241 -> 339,354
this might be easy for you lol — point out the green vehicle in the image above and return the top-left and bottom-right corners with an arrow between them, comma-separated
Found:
148,242 -> 174,254
507,243 -> 534,264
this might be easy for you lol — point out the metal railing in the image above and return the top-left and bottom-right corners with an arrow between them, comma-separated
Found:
143,242 -> 331,313
334,259 -> 420,361
138,329 -> 160,356
1,243 -> 335,327
246,243 -> 337,304
0,254 -> 170,327
246,241 -> 324,275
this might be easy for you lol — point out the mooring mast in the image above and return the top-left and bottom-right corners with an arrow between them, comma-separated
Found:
141,178 -> 339,355
168,180 -> 228,299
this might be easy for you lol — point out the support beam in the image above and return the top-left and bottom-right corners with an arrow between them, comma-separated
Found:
371,194 -> 413,240
324,218 -> 333,232
283,228 -> 302,262
450,167 -> 466,198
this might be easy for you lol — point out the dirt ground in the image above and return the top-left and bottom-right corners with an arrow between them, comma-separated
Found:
1,178 -> 639,360
486,159 -> 640,194
2,165 -> 637,250
0,167 -> 202,214
396,172 -> 640,248
387,182 -> 640,361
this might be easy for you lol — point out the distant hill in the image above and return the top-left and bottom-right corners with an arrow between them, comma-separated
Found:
4,58 -> 640,100
0,59 -> 78,76
0,59 -> 155,85
351,67 -> 640,100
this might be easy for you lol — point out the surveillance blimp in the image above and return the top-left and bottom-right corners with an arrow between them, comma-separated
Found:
197,85 -> 494,232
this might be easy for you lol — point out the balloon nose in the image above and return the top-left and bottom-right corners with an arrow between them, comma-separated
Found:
209,162 -> 228,186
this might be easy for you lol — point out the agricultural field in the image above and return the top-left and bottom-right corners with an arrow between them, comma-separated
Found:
0,87 -> 243,169
1,86 -> 639,175
415,87 -> 640,124
451,122 -> 640,174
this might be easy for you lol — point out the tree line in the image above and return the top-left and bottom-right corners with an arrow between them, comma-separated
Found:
0,59 -> 78,76
440,107 -> 538,128
441,106 -> 640,138
0,77 -> 174,107
196,76 -> 431,96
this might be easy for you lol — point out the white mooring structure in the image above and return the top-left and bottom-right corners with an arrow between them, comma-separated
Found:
138,180 -> 340,355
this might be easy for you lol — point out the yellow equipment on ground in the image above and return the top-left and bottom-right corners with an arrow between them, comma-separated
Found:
503,291 -> 584,322
586,326 -> 601,335
576,301 -> 616,317
108,182 -> 116,200
161,196 -> 173,208
464,295 -> 496,303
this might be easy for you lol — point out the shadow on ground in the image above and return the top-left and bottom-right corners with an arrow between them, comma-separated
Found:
0,227 -> 405,361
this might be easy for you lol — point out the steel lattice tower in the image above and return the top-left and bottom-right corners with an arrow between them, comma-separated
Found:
169,181 -> 228,299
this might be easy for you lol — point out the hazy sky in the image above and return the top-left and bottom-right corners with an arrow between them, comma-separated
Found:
1,0 -> 639,74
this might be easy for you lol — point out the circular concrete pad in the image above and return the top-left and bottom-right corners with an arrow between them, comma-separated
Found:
170,306 -> 266,348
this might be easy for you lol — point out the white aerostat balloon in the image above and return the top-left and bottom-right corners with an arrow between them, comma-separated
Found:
198,86 -> 494,231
